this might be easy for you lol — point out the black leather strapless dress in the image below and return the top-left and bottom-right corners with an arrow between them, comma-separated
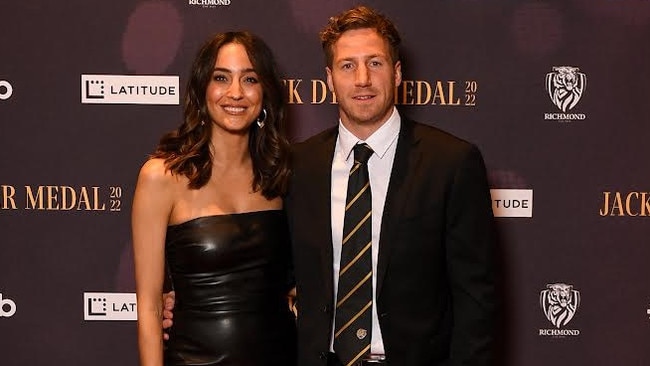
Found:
164,210 -> 296,366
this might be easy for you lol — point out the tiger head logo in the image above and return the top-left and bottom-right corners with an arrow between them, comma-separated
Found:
540,283 -> 580,328
545,66 -> 587,113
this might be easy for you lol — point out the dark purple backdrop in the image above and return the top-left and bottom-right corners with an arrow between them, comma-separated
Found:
1,1 -> 649,365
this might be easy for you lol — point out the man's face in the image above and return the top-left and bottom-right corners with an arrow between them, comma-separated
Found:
326,28 -> 401,131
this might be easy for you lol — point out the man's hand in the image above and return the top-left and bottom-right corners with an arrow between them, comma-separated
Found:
162,291 -> 175,341
287,287 -> 298,318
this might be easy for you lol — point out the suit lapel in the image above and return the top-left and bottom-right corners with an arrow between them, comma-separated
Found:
308,129 -> 338,297
376,119 -> 421,296
307,121 -> 422,299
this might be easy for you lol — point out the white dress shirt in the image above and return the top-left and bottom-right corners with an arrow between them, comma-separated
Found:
330,107 -> 401,355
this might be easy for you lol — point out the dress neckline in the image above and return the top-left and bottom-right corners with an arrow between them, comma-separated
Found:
168,209 -> 283,228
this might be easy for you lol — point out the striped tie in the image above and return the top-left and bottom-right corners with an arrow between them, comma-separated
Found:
334,143 -> 374,366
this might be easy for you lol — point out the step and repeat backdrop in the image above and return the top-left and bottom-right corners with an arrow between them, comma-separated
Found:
1,0 -> 649,365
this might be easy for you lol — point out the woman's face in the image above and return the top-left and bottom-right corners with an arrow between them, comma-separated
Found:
205,42 -> 263,134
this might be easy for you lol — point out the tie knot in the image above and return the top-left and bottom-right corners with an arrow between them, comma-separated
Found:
353,143 -> 373,164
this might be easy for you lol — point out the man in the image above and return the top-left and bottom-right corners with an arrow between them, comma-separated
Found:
165,5 -> 496,366
285,5 -> 496,366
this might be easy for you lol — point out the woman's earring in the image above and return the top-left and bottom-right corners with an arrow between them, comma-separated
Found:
198,109 -> 205,126
256,108 -> 267,128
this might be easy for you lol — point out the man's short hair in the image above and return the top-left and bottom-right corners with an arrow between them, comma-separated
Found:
319,5 -> 401,67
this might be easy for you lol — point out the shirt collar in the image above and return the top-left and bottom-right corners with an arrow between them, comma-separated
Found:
338,107 -> 401,163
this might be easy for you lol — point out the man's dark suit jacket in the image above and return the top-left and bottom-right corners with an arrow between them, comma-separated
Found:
286,118 -> 496,366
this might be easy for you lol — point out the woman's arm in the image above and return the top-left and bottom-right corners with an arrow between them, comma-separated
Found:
132,159 -> 174,366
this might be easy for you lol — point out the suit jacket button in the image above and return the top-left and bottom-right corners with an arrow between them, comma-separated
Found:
322,305 -> 330,313
380,312 -> 389,318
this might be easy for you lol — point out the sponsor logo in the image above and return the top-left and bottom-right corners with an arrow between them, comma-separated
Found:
188,0 -> 231,7
0,80 -> 13,100
490,189 -> 533,217
544,66 -> 586,122
84,292 -> 137,321
539,283 -> 581,337
0,293 -> 17,318
81,74 -> 179,105
599,191 -> 650,217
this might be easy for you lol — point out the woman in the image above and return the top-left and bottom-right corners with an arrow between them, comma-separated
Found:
132,31 -> 296,365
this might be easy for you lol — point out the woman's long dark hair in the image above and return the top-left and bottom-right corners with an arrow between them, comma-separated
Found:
152,31 -> 290,199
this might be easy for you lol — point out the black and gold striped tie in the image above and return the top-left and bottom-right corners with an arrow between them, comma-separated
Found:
334,143 -> 374,366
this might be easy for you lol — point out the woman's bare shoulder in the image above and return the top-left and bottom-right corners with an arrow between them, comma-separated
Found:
136,158 -> 182,190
